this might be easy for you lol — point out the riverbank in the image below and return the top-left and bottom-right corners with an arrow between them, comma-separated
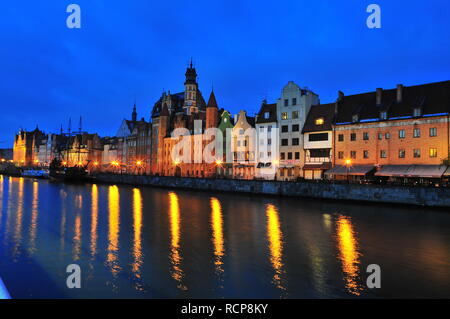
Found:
94,173 -> 450,208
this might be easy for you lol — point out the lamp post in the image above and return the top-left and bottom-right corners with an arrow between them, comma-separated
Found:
345,159 -> 352,183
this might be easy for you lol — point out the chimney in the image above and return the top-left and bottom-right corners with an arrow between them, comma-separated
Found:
338,91 -> 344,101
234,114 -> 238,124
396,84 -> 403,103
376,88 -> 382,105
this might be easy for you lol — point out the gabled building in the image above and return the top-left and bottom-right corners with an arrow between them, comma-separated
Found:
276,81 -> 319,181
255,100 -> 278,180
302,103 -> 334,179
13,127 -> 46,167
232,110 -> 256,179
150,63 -> 219,178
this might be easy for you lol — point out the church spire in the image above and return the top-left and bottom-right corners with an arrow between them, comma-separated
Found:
132,103 -> 137,122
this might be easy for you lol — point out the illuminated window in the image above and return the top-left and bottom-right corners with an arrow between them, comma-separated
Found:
281,112 -> 288,120
429,148 -> 437,158
315,118 -> 324,125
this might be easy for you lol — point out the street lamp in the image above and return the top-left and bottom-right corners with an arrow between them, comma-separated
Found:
345,159 -> 352,183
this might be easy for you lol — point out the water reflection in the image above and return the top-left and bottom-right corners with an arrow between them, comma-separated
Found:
73,214 -> 82,261
107,185 -> 121,276
132,188 -> 143,281
12,178 -> 24,259
266,203 -> 286,291
168,192 -> 186,290
28,181 -> 39,254
210,197 -> 225,277
90,184 -> 98,259
335,215 -> 363,295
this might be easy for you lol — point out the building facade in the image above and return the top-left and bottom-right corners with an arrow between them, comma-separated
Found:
255,100 -> 278,180
328,81 -> 450,181
276,81 -> 319,181
302,103 -> 334,179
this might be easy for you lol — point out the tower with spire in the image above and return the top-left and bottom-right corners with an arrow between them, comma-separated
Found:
132,103 -> 137,122
206,89 -> 219,129
184,58 -> 199,114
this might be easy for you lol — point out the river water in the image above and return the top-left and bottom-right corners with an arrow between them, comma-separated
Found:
0,175 -> 449,298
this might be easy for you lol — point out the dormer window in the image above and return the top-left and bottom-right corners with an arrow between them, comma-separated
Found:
352,114 -> 359,123
413,108 -> 421,117
264,112 -> 270,119
315,118 -> 324,125
380,111 -> 387,120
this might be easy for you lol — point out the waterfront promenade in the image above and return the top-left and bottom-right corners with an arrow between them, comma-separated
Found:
94,174 -> 450,208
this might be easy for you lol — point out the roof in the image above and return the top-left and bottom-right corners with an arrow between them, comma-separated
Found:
335,81 -> 450,125
303,103 -> 335,133
207,91 -> 218,108
256,102 -> 277,124
375,165 -> 447,178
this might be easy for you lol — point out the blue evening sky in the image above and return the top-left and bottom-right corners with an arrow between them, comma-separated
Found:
1,0 -> 449,146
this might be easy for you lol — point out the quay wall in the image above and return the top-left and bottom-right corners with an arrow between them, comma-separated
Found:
95,174 -> 450,208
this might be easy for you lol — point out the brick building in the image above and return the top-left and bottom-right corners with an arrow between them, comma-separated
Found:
327,81 -> 450,181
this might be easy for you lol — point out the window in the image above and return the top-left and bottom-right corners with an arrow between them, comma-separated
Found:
350,133 -> 356,141
280,153 -> 285,160
338,151 -> 344,159
380,150 -> 387,158
268,126 -> 272,132
292,98 -> 297,105
287,152 -> 292,160
259,127 -> 264,132
429,148 -> 437,158
399,129 -> 405,139
292,124 -> 299,132
315,118 -> 324,125
413,149 -> 421,158
281,139 -> 288,146
363,150 -> 369,159
363,132 -> 369,140
295,152 -> 300,160
310,149 -> 330,158
385,132 -> 390,139
281,125 -> 289,133
268,151 -> 272,158
292,138 -> 299,146
413,108 -> 421,117
413,128 -> 421,138
259,139 -> 264,145
352,114 -> 359,122
399,149 -> 405,158
338,134 -> 344,142
378,133 -> 383,140
264,112 -> 270,119
292,111 -> 299,119
309,133 -> 328,141
284,99 -> 289,106
239,129 -> 244,135
268,138 -> 272,145
237,140 -> 241,147
259,152 -> 264,158
380,111 -> 387,120
350,151 -> 356,159
430,127 -> 437,137
281,112 -> 288,120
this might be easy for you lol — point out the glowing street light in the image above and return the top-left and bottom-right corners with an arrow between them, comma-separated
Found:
136,160 -> 143,166
173,159 -> 181,166
345,159 -> 352,182
215,159 -> 223,166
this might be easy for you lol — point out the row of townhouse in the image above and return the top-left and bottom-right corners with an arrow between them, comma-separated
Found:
11,62 -> 450,182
